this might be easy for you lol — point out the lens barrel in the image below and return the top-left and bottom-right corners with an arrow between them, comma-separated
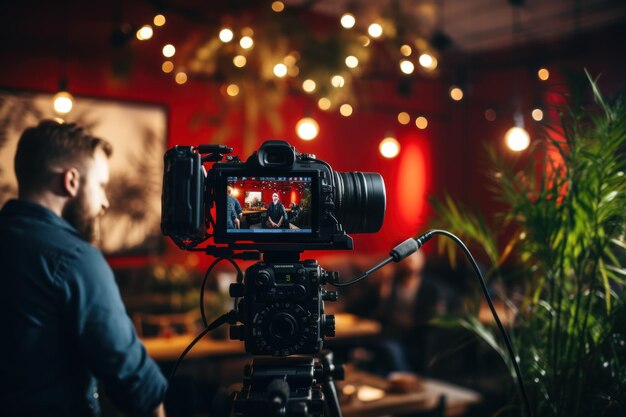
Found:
332,171 -> 386,233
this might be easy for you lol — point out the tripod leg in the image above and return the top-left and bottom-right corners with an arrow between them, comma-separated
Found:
322,377 -> 343,417
320,351 -> 344,417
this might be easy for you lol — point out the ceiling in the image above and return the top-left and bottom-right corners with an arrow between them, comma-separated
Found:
294,0 -> 626,52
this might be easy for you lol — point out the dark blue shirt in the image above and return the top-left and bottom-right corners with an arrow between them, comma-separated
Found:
226,195 -> 242,229
0,200 -> 167,416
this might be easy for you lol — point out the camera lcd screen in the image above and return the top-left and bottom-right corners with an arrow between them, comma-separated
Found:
226,176 -> 313,234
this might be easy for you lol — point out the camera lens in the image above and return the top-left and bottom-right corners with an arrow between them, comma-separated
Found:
332,171 -> 386,233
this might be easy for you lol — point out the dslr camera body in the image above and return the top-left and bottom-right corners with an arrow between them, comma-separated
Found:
162,140 -> 385,357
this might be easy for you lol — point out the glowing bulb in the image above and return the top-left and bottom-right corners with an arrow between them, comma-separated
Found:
318,97 -> 331,110
538,68 -> 550,81
271,1 -> 285,12
415,116 -> 428,129
219,28 -> 234,43
368,23 -> 383,38
162,44 -> 175,58
53,91 -> 74,114
302,79 -> 316,93
296,117 -> 319,140
505,127 -> 530,151
397,112 -> 410,125
339,104 -> 353,117
419,53 -> 437,70
532,108 -> 544,121
379,137 -> 400,158
175,71 -> 187,84
450,86 -> 463,101
400,60 -> 414,74
162,61 -> 174,73
400,44 -> 412,56
153,14 -> 166,27
226,84 -> 240,96
345,56 -> 359,68
331,75 -> 345,88
273,63 -> 288,77
136,25 -> 153,40
341,14 -> 356,29
240,36 -> 254,49
233,55 -> 247,67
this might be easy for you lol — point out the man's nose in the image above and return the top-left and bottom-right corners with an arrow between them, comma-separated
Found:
102,194 -> 110,211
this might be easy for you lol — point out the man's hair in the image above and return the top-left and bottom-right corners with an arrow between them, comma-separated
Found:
14,120 -> 113,194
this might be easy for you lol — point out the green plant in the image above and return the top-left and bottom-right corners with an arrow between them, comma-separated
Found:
431,74 -> 626,416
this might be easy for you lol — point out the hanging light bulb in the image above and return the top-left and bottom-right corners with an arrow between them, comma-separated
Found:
379,137 -> 400,158
296,117 -> 319,140
52,79 -> 74,114
505,112 -> 530,152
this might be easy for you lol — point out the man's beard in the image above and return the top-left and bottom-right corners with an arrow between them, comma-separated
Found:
62,190 -> 98,244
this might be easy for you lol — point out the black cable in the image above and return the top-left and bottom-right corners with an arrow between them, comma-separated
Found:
419,230 -> 533,417
329,229 -> 533,417
167,310 -> 237,389
200,257 -> 243,327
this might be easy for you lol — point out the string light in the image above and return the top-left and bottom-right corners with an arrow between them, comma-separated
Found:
175,71 -> 188,84
219,28 -> 234,43
345,56 -> 359,68
400,60 -> 414,74
162,61 -> 174,73
296,117 -> 319,140
418,53 -> 438,70
415,116 -> 428,129
331,75 -> 345,88
537,68 -> 550,81
226,84 -> 240,96
273,63 -> 288,77
397,112 -> 410,125
368,23 -> 383,38
318,97 -> 331,110
162,44 -> 175,58
153,14 -> 166,27
449,86 -> 463,101
379,137 -> 400,158
400,45 -> 412,56
136,25 -> 153,41
233,55 -> 247,67
240,36 -> 254,49
271,1 -> 285,12
302,79 -> 316,93
339,104 -> 353,116
341,14 -> 356,29
531,108 -> 544,121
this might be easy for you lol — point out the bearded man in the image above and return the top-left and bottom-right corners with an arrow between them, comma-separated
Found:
0,120 -> 167,416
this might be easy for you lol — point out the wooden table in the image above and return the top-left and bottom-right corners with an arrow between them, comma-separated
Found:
340,367 -> 481,417
142,313 -> 381,362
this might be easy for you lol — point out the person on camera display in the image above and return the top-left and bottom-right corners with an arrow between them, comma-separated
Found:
265,192 -> 287,228
0,120 -> 167,417
226,185 -> 243,229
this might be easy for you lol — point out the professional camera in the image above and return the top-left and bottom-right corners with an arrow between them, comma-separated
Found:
161,140 -> 386,252
162,140 -> 386,417
162,140 -> 385,357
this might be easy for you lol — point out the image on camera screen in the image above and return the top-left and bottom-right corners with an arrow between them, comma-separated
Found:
226,176 -> 313,234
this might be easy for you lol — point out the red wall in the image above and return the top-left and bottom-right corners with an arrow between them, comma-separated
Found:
1,7 -> 624,265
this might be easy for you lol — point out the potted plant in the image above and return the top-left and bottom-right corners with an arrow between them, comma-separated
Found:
431,73 -> 626,416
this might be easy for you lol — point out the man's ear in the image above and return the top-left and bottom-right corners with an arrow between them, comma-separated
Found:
63,168 -> 81,197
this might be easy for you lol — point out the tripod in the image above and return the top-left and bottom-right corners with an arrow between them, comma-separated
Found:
231,350 -> 344,417
218,251 -> 345,417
